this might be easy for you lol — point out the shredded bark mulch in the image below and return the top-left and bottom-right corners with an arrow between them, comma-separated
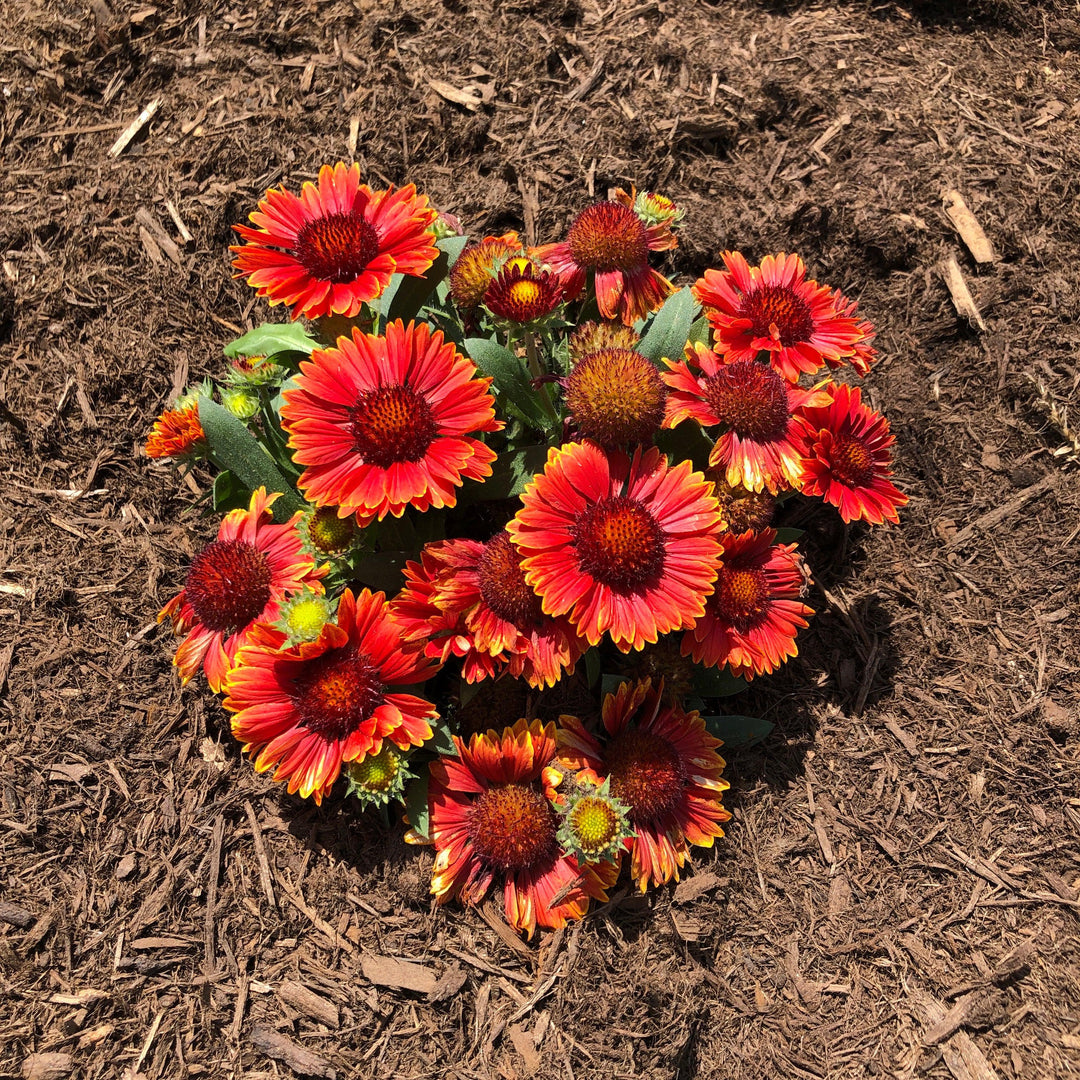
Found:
2,1 -> 1079,1076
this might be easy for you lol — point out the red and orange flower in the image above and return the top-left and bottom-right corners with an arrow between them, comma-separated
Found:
557,680 -> 731,891
231,162 -> 438,320
158,489 -> 326,692
682,528 -> 813,678
146,402 -> 208,461
796,382 -> 907,524
663,344 -> 828,493
448,232 -> 524,313
281,319 -> 502,522
428,719 -> 615,937
395,534 -> 586,688
534,188 -> 677,326
482,258 -> 562,325
507,441 -> 724,652
224,588 -> 438,804
693,251 -> 871,382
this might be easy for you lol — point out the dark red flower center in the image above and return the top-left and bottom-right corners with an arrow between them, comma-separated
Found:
349,385 -> 438,469
291,644 -> 385,741
713,564 -> 769,632
828,433 -> 876,487
568,202 -> 649,272
739,283 -> 815,346
467,783 -> 559,871
294,211 -> 380,283
478,532 -> 544,628
572,495 -> 665,590
564,349 -> 666,446
184,539 -> 272,633
703,359 -> 791,441
606,728 -> 685,822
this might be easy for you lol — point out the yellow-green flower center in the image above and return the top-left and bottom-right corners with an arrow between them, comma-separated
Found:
569,796 -> 620,855
349,743 -> 402,794
286,596 -> 331,642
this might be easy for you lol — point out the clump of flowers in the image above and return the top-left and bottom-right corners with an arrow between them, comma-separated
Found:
147,166 -> 907,936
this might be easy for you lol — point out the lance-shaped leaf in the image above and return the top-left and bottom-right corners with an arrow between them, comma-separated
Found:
197,396 -> 304,521
463,443 -> 549,502
463,337 -> 555,430
691,663 -> 748,698
223,322 -> 319,361
637,286 -> 696,365
703,714 -> 774,749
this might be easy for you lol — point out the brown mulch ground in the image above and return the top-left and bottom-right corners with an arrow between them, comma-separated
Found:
3,0 -> 1080,1077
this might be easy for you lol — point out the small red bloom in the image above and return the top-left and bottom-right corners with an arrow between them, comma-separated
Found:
158,489 -> 326,692
411,535 -> 586,688
429,719 -> 616,938
796,382 -> 907,524
146,402 -> 208,461
231,162 -> 438,320
224,588 -> 438,804
557,680 -> 731,891
682,528 -> 813,678
482,258 -> 562,324
663,343 -> 828,493
693,251 -> 869,381
534,189 -> 677,326
281,320 -> 502,522
507,441 -> 724,652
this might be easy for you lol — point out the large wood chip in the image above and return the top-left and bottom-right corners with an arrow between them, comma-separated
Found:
277,979 -> 339,1028
943,189 -> 995,264
360,954 -> 438,994
940,256 -> 987,332
910,990 -> 1003,1080
673,872 -> 728,905
427,963 -> 468,1003
248,1026 -> 336,1079
0,901 -> 34,928
21,1054 -> 73,1080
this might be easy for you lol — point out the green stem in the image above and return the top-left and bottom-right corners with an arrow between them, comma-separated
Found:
523,330 -> 558,423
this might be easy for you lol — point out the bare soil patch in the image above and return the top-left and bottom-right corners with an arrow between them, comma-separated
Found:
2,1 -> 1079,1077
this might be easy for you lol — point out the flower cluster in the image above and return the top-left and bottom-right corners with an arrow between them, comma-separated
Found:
147,164 -> 906,936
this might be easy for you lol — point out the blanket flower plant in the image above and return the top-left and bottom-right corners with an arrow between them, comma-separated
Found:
148,165 -> 907,935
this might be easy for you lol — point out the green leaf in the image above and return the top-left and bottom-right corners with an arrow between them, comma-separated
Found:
381,236 -> 470,326
654,418 -> 714,471
210,470 -> 248,514
403,774 -> 430,841
464,337 -> 554,430
198,397 -> 304,521
773,527 -> 805,545
223,322 -> 318,360
691,663 -> 748,698
687,313 -> 712,348
637,286 -> 696,365
703,714 -> 774,749
426,721 -> 457,758
600,674 -> 626,700
467,443 -> 549,501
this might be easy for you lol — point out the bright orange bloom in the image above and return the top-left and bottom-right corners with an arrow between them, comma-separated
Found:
557,680 -> 731,891
281,320 -> 502,522
663,343 -> 828,493
533,189 -> 676,326
448,232 -> 524,312
428,719 -> 615,937
693,251 -> 870,382
796,382 -> 907,524
224,588 -> 438,804
146,402 -> 207,460
681,528 -> 813,678
231,162 -> 438,320
158,489 -> 325,692
507,441 -> 724,652
402,534 -> 586,688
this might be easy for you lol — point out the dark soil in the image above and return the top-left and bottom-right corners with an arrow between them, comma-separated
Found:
3,1 -> 1080,1077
